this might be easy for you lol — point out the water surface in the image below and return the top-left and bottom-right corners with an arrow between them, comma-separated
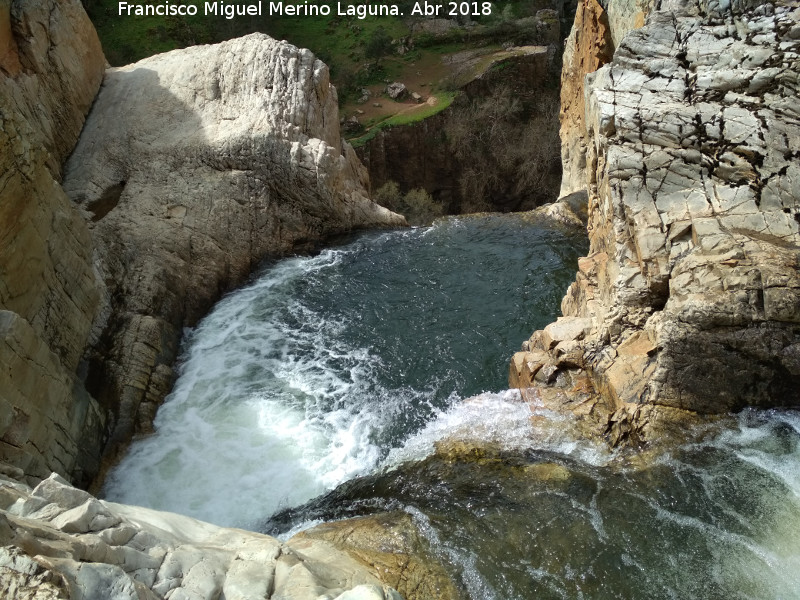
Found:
104,213 -> 800,599
104,214 -> 585,528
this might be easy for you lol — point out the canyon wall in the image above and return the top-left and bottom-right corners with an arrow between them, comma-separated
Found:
512,0 -> 800,443
356,46 -> 562,214
0,4 -> 415,595
0,0 -> 107,485
0,0 -> 403,488
62,33 -> 404,477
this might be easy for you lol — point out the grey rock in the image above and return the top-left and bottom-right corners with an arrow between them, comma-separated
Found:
60,33 -> 404,467
385,82 -> 407,99
515,0 -> 800,439
0,473 -> 405,600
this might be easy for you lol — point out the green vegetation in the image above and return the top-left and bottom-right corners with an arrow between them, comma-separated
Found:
444,85 -> 561,211
82,0 -> 563,200
374,182 -> 444,225
348,91 -> 456,147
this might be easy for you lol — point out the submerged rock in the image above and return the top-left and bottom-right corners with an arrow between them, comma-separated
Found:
515,0 -> 800,442
296,512 -> 459,600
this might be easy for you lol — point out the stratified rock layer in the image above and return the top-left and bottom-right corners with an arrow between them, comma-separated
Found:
514,0 -> 800,442
0,0 -> 106,485
0,470 -> 403,600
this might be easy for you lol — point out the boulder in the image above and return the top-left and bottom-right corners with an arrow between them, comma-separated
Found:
385,82 -> 407,99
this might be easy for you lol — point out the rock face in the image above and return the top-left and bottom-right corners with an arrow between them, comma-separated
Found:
559,0 -> 653,196
1,0 -> 403,487
0,0 -> 106,485
558,0 -> 614,196
62,34 -> 405,474
513,0 -> 800,443
0,470 -> 403,600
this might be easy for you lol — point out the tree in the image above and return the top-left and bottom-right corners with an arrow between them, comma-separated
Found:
364,26 -> 393,63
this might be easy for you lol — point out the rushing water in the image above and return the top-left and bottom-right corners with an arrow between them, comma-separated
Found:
104,214 -> 800,598
103,214 -> 585,528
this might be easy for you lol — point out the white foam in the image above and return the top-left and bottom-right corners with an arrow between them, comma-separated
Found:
103,250 -> 392,529
383,389 -> 609,469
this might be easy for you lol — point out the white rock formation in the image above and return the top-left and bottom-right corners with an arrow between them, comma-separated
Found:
0,470 -> 403,600
59,33 -> 404,470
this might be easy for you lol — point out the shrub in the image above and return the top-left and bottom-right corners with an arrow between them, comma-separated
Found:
374,182 -> 444,226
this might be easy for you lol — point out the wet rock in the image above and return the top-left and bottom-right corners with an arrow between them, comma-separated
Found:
296,512 -> 457,600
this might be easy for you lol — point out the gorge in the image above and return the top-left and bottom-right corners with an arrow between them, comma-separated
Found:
1,0 -> 799,597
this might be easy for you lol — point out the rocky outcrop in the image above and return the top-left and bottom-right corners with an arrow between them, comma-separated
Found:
62,34 -> 403,475
513,0 -> 800,443
0,0 -> 106,485
0,469 -> 403,599
1,0 -> 403,488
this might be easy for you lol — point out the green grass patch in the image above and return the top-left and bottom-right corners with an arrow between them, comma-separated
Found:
348,90 -> 456,147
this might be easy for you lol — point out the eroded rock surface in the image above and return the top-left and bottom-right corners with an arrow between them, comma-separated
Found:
0,0 -> 106,486
514,0 -> 800,443
59,34 -> 403,475
0,470 -> 403,600
296,513 -> 459,600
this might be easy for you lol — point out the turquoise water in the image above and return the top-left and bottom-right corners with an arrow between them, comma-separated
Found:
104,213 -> 800,598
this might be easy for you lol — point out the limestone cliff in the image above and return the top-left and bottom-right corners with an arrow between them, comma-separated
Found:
0,0 -> 106,485
1,0 -> 403,488
512,0 -> 800,442
62,34 -> 404,475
